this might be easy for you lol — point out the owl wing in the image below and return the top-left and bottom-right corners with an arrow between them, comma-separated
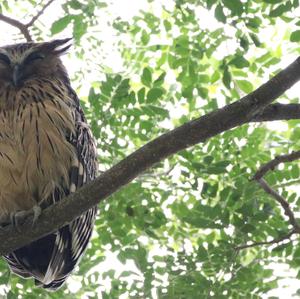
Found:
42,107 -> 98,289
5,104 -> 98,290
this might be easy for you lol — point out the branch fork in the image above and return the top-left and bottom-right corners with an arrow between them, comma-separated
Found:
0,0 -> 55,42
236,151 -> 300,251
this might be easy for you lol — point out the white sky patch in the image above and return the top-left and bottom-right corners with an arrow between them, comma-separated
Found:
266,120 -> 289,133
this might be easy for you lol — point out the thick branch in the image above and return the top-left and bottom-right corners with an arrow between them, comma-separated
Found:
0,14 -> 32,41
1,57 -> 300,255
253,103 -> 300,122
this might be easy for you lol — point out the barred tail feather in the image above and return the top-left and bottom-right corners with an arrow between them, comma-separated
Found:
4,207 -> 96,290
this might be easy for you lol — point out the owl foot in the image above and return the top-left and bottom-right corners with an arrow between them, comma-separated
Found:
10,205 -> 42,231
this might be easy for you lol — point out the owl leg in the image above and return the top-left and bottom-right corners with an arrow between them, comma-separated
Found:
10,205 -> 42,229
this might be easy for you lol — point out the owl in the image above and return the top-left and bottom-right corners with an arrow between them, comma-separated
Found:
0,38 -> 97,289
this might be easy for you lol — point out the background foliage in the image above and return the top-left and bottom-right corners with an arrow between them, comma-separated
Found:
1,0 -> 300,298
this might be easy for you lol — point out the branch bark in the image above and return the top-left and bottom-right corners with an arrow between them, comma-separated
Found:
253,103 -> 300,122
258,178 -> 299,228
0,0 -> 55,42
0,14 -> 32,42
1,57 -> 300,255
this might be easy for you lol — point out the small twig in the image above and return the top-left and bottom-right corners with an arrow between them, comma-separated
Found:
235,230 -> 295,250
258,178 -> 299,228
253,150 -> 300,180
26,0 -> 55,27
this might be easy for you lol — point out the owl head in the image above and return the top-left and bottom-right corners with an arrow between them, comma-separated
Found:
0,38 -> 72,88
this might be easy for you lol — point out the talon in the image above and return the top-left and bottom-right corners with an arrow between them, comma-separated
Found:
32,205 -> 42,224
9,205 -> 42,230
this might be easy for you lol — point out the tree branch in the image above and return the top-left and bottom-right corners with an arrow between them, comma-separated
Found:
253,150 -> 300,180
235,230 -> 295,250
1,57 -> 300,256
0,14 -> 32,42
257,178 -> 299,228
0,0 -> 55,42
253,103 -> 300,122
237,149 -> 300,251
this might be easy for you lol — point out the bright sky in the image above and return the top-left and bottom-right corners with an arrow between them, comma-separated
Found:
0,1 -> 300,298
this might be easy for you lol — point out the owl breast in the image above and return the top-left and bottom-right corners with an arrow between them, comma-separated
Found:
0,80 -> 77,219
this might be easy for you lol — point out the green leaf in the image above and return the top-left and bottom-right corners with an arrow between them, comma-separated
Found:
69,0 -> 82,9
256,52 -> 271,63
229,56 -> 250,68
241,223 -> 256,233
141,68 -> 152,87
147,88 -> 163,102
272,243 -> 290,252
293,0 -> 299,8
148,105 -> 169,117
98,2 -> 108,8
182,86 -> 193,99
163,19 -> 171,31
237,80 -> 253,93
137,87 -> 146,103
51,15 -> 73,34
269,4 -> 288,17
206,165 -> 226,174
290,30 -> 300,42
73,16 -> 88,40
246,17 -> 262,29
250,33 -> 261,47
154,72 -> 166,86
207,0 -> 217,9
141,30 -> 150,45
222,67 -> 231,89
203,156 -> 214,164
223,0 -> 243,15
215,4 -> 226,23
211,71 -> 220,83
240,36 -> 249,51
197,245 -> 208,261
182,216 -> 222,228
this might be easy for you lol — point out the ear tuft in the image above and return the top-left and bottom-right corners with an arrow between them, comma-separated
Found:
43,38 -> 73,55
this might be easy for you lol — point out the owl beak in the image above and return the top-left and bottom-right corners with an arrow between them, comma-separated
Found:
12,64 -> 21,87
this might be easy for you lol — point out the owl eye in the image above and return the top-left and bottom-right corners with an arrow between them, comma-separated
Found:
24,52 -> 45,64
0,53 -> 10,65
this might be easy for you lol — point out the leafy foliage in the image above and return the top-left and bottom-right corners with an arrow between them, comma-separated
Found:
1,0 -> 300,298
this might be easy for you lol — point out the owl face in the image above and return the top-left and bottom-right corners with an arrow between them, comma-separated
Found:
0,38 -> 71,88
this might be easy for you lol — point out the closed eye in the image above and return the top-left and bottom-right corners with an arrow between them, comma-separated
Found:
24,52 -> 45,64
0,53 -> 10,65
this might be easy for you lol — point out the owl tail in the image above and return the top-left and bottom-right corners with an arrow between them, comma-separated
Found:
4,226 -> 75,290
